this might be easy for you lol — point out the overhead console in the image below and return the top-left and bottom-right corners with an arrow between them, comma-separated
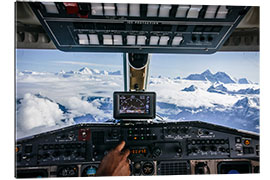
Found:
16,121 -> 259,177
28,2 -> 250,54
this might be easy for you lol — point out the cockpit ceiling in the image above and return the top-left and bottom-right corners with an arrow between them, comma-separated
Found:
15,2 -> 259,52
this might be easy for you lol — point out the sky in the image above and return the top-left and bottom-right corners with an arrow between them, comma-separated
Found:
16,49 -> 260,83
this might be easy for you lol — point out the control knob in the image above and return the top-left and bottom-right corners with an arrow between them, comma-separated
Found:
192,148 -> 198,153
211,146 -> 217,152
219,147 -> 226,152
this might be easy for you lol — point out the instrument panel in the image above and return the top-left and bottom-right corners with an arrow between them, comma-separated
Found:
15,121 -> 259,177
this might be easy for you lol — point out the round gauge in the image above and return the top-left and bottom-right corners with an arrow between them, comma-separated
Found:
57,166 -> 78,177
228,170 -> 240,174
142,161 -> 155,175
82,166 -> 97,177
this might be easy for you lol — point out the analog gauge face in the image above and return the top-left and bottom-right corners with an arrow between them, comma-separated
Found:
119,95 -> 150,114
142,162 -> 155,175
57,166 -> 78,177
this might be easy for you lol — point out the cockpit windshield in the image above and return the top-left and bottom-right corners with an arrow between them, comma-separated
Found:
16,49 -> 259,139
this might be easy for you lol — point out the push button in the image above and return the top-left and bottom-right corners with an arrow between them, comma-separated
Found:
235,137 -> 241,143
244,139 -> 251,146
43,144 -> 48,150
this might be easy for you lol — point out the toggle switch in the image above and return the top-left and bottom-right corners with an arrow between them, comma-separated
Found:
63,2 -> 79,15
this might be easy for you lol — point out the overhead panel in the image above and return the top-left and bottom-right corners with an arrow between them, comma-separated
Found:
29,2 -> 250,54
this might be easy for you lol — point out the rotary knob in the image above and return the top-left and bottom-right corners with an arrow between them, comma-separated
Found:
211,146 -> 217,152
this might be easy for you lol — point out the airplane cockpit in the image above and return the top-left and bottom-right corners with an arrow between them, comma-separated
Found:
15,1 -> 259,178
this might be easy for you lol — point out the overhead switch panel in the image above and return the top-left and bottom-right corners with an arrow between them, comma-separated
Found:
31,2 -> 250,54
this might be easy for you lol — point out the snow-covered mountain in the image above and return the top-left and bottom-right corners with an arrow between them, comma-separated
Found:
207,84 -> 228,94
238,78 -> 252,84
78,67 -> 93,75
206,84 -> 259,95
185,73 -> 207,81
108,70 -> 121,75
182,85 -> 197,92
185,69 -> 236,84
53,67 -> 121,76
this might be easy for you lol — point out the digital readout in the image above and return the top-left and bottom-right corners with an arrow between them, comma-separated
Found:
119,95 -> 150,114
130,149 -> 147,154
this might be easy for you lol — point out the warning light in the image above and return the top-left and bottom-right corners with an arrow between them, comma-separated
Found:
16,147 -> 19,153
134,137 -> 137,140
244,139 -> 251,145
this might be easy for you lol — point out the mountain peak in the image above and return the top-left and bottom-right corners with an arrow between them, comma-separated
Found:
79,67 -> 90,71
202,69 -> 213,75
185,70 -> 236,84
78,67 -> 93,75
213,71 -> 235,84
182,85 -> 197,92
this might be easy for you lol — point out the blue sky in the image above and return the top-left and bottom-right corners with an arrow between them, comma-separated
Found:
16,49 -> 259,83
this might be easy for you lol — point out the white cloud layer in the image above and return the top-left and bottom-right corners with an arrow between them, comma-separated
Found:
63,96 -> 110,119
17,93 -> 64,132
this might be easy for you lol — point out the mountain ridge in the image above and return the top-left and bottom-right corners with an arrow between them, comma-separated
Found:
184,69 -> 249,84
18,68 -> 254,84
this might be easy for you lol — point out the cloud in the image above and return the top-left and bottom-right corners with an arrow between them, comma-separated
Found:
17,93 -> 64,132
53,61 -> 121,68
63,96 -> 110,119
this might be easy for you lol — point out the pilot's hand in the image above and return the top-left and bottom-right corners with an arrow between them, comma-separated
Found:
96,141 -> 131,176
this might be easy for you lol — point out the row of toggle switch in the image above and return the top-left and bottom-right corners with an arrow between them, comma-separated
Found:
41,3 -> 229,19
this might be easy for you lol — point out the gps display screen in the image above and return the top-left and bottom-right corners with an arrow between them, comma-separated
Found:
114,92 -> 156,119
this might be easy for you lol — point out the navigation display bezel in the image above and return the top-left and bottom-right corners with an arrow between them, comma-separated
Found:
113,91 -> 156,119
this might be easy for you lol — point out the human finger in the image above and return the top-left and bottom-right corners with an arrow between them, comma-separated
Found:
122,148 -> 130,158
114,141 -> 126,152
